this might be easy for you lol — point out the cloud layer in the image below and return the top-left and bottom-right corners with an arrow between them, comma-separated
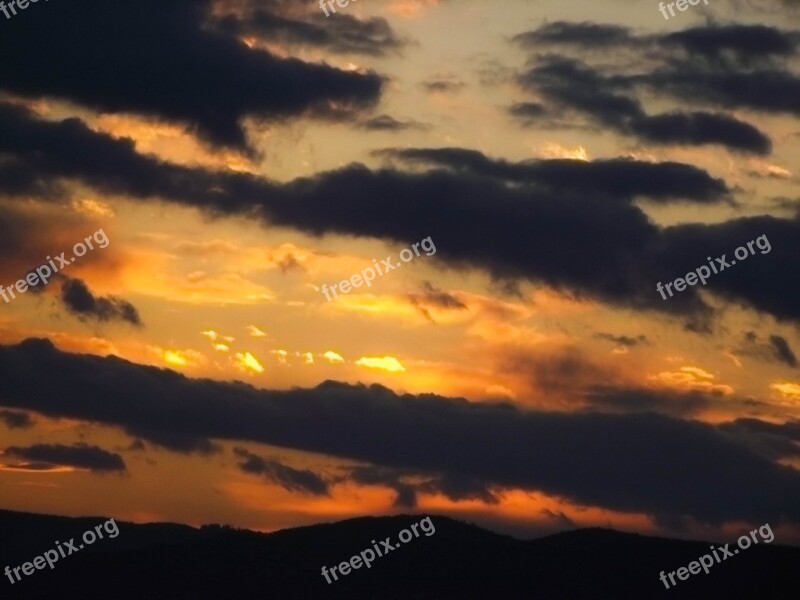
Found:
0,339 -> 797,527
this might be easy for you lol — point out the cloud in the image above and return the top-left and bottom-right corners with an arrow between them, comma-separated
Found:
513,21 -> 634,48
739,332 -> 798,367
0,409 -> 33,429
247,325 -> 268,338
358,115 -> 428,131
345,465 -> 498,508
662,24 -> 798,63
379,147 -> 730,202
508,102 -> 550,124
322,351 -> 345,364
233,447 -> 329,495
593,333 -> 648,347
0,0 -> 383,151
718,418 -> 800,460
355,356 -> 406,372
770,335 -> 798,367
517,56 -> 772,155
407,281 -> 467,322
234,352 -> 265,374
0,339 -> 798,528
2,442 -> 126,472
511,22 -> 800,148
5,104 -> 800,325
60,277 -> 142,326
421,75 -> 466,93
212,2 -> 408,56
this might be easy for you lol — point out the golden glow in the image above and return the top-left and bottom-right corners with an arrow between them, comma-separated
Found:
151,347 -> 207,368
355,356 -> 406,373
648,366 -> 734,396
234,352 -> 265,375
322,351 -> 345,364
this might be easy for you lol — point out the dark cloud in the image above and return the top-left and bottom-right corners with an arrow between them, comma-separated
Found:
739,332 -> 798,367
60,277 -> 142,326
593,333 -> 648,347
770,335 -> 798,367
233,448 -> 329,496
276,253 -> 305,274
4,105 -> 800,324
718,418 -> 800,460
584,385 -> 714,415
508,102 -> 550,124
518,56 -> 772,155
0,0 -> 383,151
407,282 -> 467,323
421,77 -> 467,93
212,4 -> 407,56
418,475 -> 500,505
345,466 -> 497,508
501,346 -> 711,416
540,508 -> 576,530
346,466 -> 419,508
508,22 -> 800,152
0,409 -> 33,429
358,115 -> 428,131
3,442 -> 126,472
0,339 -> 797,528
662,24 -> 798,63
513,21 -> 634,48
380,147 -> 730,202
628,111 -> 772,155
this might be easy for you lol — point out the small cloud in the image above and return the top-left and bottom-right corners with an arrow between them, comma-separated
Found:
421,74 -> 466,94
678,366 -> 714,380
358,114 -> 428,132
322,351 -> 345,364
271,349 -> 289,365
277,253 -> 305,274
2,443 -> 126,473
151,347 -> 206,368
233,448 -> 329,496
648,366 -> 733,395
594,333 -> 648,347
770,335 -> 798,368
71,198 -> 115,217
0,410 -> 34,430
770,381 -> 800,402
299,352 -> 314,365
60,277 -> 142,326
213,343 -> 230,353
485,385 -> 516,399
356,356 -> 406,373
234,352 -> 265,375
247,325 -> 267,338
200,330 -> 218,341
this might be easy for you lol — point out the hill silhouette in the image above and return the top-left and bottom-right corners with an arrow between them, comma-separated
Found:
0,509 -> 798,599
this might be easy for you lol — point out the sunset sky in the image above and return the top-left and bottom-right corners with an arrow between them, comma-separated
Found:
0,0 -> 799,545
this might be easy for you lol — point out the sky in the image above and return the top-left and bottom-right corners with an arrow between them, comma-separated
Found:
0,0 -> 799,545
